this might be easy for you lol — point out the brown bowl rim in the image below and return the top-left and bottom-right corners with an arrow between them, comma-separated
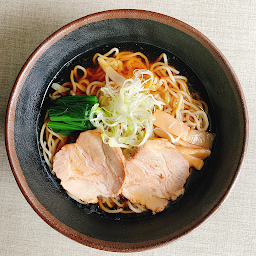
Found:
5,9 -> 249,252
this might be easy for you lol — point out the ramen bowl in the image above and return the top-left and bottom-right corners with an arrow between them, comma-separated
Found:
5,9 -> 248,252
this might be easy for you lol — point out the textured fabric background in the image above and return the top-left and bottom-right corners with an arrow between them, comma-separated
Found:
1,0 -> 255,255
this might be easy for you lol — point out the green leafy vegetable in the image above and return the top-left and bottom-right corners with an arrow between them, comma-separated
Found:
48,95 -> 98,135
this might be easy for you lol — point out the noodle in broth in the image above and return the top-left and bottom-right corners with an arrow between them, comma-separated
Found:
40,47 -> 211,214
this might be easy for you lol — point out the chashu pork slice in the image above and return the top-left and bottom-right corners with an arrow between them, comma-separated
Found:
53,129 -> 125,204
121,138 -> 190,213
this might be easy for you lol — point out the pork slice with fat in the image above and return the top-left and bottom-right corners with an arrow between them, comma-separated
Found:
121,138 -> 190,213
53,130 -> 125,204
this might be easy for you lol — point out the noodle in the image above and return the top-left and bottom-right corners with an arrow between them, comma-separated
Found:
40,48 -> 210,214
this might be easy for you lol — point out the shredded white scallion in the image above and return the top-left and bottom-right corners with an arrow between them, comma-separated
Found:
89,69 -> 165,148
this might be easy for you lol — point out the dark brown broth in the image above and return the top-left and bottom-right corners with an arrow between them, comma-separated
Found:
38,42 -> 216,220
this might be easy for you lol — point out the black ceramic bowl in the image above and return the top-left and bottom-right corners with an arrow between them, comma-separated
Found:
5,9 -> 248,252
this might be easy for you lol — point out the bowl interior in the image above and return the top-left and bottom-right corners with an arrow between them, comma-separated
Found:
6,11 -> 247,251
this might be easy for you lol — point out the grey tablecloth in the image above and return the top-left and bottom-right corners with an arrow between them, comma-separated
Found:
1,0 -> 255,255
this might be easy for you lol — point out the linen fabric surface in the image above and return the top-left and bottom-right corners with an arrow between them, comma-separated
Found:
0,0 -> 255,255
